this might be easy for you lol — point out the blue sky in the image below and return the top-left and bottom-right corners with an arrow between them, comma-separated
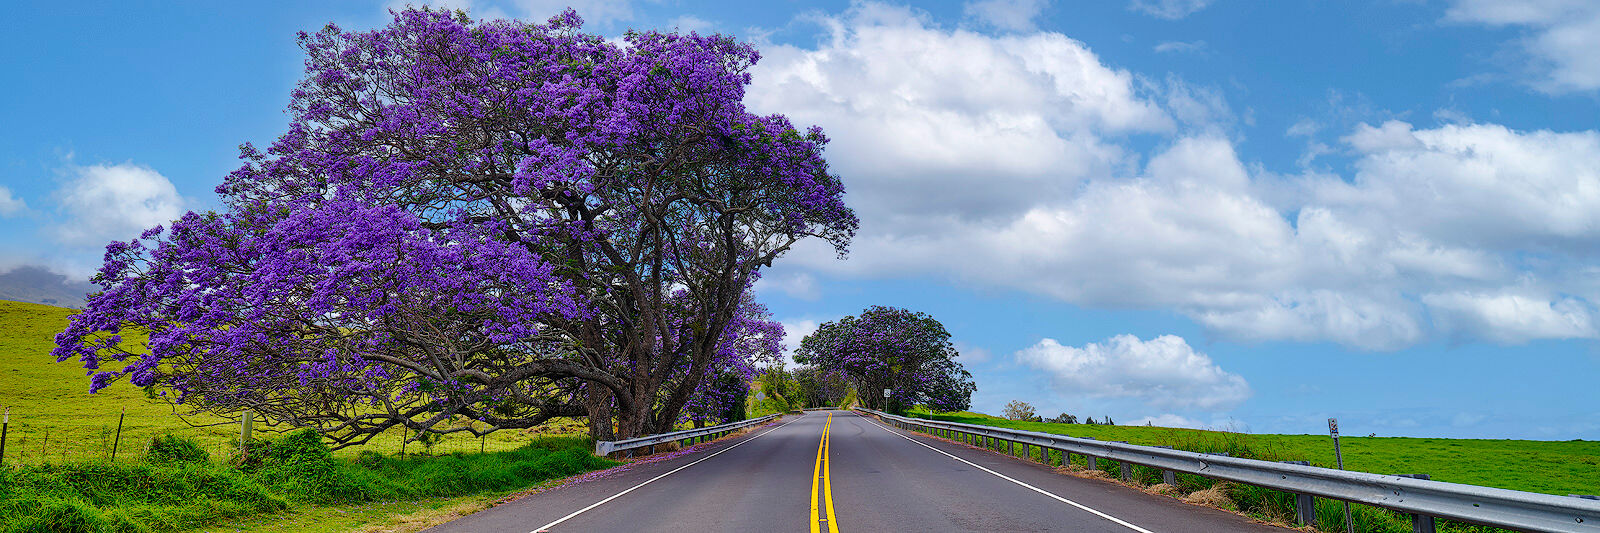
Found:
5,0 -> 1600,440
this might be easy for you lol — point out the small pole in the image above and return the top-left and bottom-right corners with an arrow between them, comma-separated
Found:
110,407 -> 125,462
240,409 -> 253,464
1330,418 -> 1353,533
0,406 -> 7,467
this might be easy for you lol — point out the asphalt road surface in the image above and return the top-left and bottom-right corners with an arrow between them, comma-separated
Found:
426,410 -> 1290,532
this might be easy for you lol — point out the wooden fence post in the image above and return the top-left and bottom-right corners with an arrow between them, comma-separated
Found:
110,407 -> 125,462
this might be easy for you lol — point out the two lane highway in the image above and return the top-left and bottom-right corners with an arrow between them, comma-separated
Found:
426,410 -> 1290,532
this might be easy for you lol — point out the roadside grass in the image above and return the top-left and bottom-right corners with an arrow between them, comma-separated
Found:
907,408 -> 1597,533
0,431 -> 615,532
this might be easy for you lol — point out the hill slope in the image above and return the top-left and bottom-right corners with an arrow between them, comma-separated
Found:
0,299 -> 574,464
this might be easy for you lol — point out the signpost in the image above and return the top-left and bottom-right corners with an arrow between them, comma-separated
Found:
1330,418 -> 1353,533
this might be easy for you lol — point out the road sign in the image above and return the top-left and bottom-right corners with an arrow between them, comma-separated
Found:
1328,418 -> 1352,533
883,389 -> 892,398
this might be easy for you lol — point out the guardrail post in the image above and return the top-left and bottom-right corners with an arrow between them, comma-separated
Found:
1082,437 -> 1097,470
1007,439 -> 1015,456
1156,446 -> 1176,485
1280,461 -> 1316,526
1113,441 -> 1133,481
1398,474 -> 1436,533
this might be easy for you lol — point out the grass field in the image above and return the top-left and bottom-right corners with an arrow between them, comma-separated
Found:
906,409 -> 1600,496
0,299 -> 611,532
0,300 -> 583,465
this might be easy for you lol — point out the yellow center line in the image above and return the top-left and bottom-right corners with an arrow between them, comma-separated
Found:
823,413 -> 838,533
810,412 -> 839,533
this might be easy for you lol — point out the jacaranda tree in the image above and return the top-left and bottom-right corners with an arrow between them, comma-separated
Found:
53,8 -> 854,445
794,306 -> 975,414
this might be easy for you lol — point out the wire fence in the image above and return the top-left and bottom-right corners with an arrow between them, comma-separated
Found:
0,405 -> 588,467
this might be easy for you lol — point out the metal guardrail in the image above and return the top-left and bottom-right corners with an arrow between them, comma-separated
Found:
858,408 -> 1600,533
593,414 -> 781,457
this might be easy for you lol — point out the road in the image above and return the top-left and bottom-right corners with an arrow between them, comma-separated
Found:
425,410 -> 1290,532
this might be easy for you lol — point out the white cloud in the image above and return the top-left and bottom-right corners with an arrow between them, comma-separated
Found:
54,162 -> 185,246
777,317 -> 824,368
668,14 -> 713,33
1016,335 -> 1252,410
963,0 -> 1048,32
750,2 -> 1170,224
1329,120 -> 1600,249
1128,413 -> 1205,429
1129,0 -> 1213,20
0,186 -> 24,217
749,3 -> 1600,349
754,271 -> 820,300
1153,40 -> 1206,54
1424,291 -> 1597,343
1446,0 -> 1600,93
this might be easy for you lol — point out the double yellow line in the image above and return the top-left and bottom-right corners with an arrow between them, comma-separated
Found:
810,412 -> 838,533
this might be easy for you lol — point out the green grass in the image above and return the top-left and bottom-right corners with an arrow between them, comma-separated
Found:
0,430 -> 614,532
907,409 -> 1600,495
0,299 -> 617,532
906,408 -> 1598,533
0,299 -> 582,464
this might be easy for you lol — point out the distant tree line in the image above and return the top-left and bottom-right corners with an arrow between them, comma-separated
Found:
1003,400 -> 1114,425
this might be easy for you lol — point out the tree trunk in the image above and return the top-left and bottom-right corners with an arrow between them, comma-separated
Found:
585,386 -> 615,442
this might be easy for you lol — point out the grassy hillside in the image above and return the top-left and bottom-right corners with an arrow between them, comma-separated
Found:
0,299 -> 578,464
910,409 -> 1600,496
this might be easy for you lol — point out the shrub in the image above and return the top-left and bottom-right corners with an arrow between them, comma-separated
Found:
250,429 -> 384,504
145,434 -> 209,464
1002,400 -> 1036,421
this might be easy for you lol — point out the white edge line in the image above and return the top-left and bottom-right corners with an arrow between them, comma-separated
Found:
858,414 -> 1157,533
531,415 -> 803,532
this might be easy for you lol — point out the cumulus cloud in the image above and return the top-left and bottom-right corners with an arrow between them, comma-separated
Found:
748,2 -> 1600,349
1424,291 -> 1597,343
1327,120 -> 1600,250
1129,0 -> 1213,20
53,162 -> 185,246
0,186 -> 24,217
1016,335 -> 1252,410
963,0 -> 1049,32
1446,0 -> 1600,93
750,2 -> 1170,225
